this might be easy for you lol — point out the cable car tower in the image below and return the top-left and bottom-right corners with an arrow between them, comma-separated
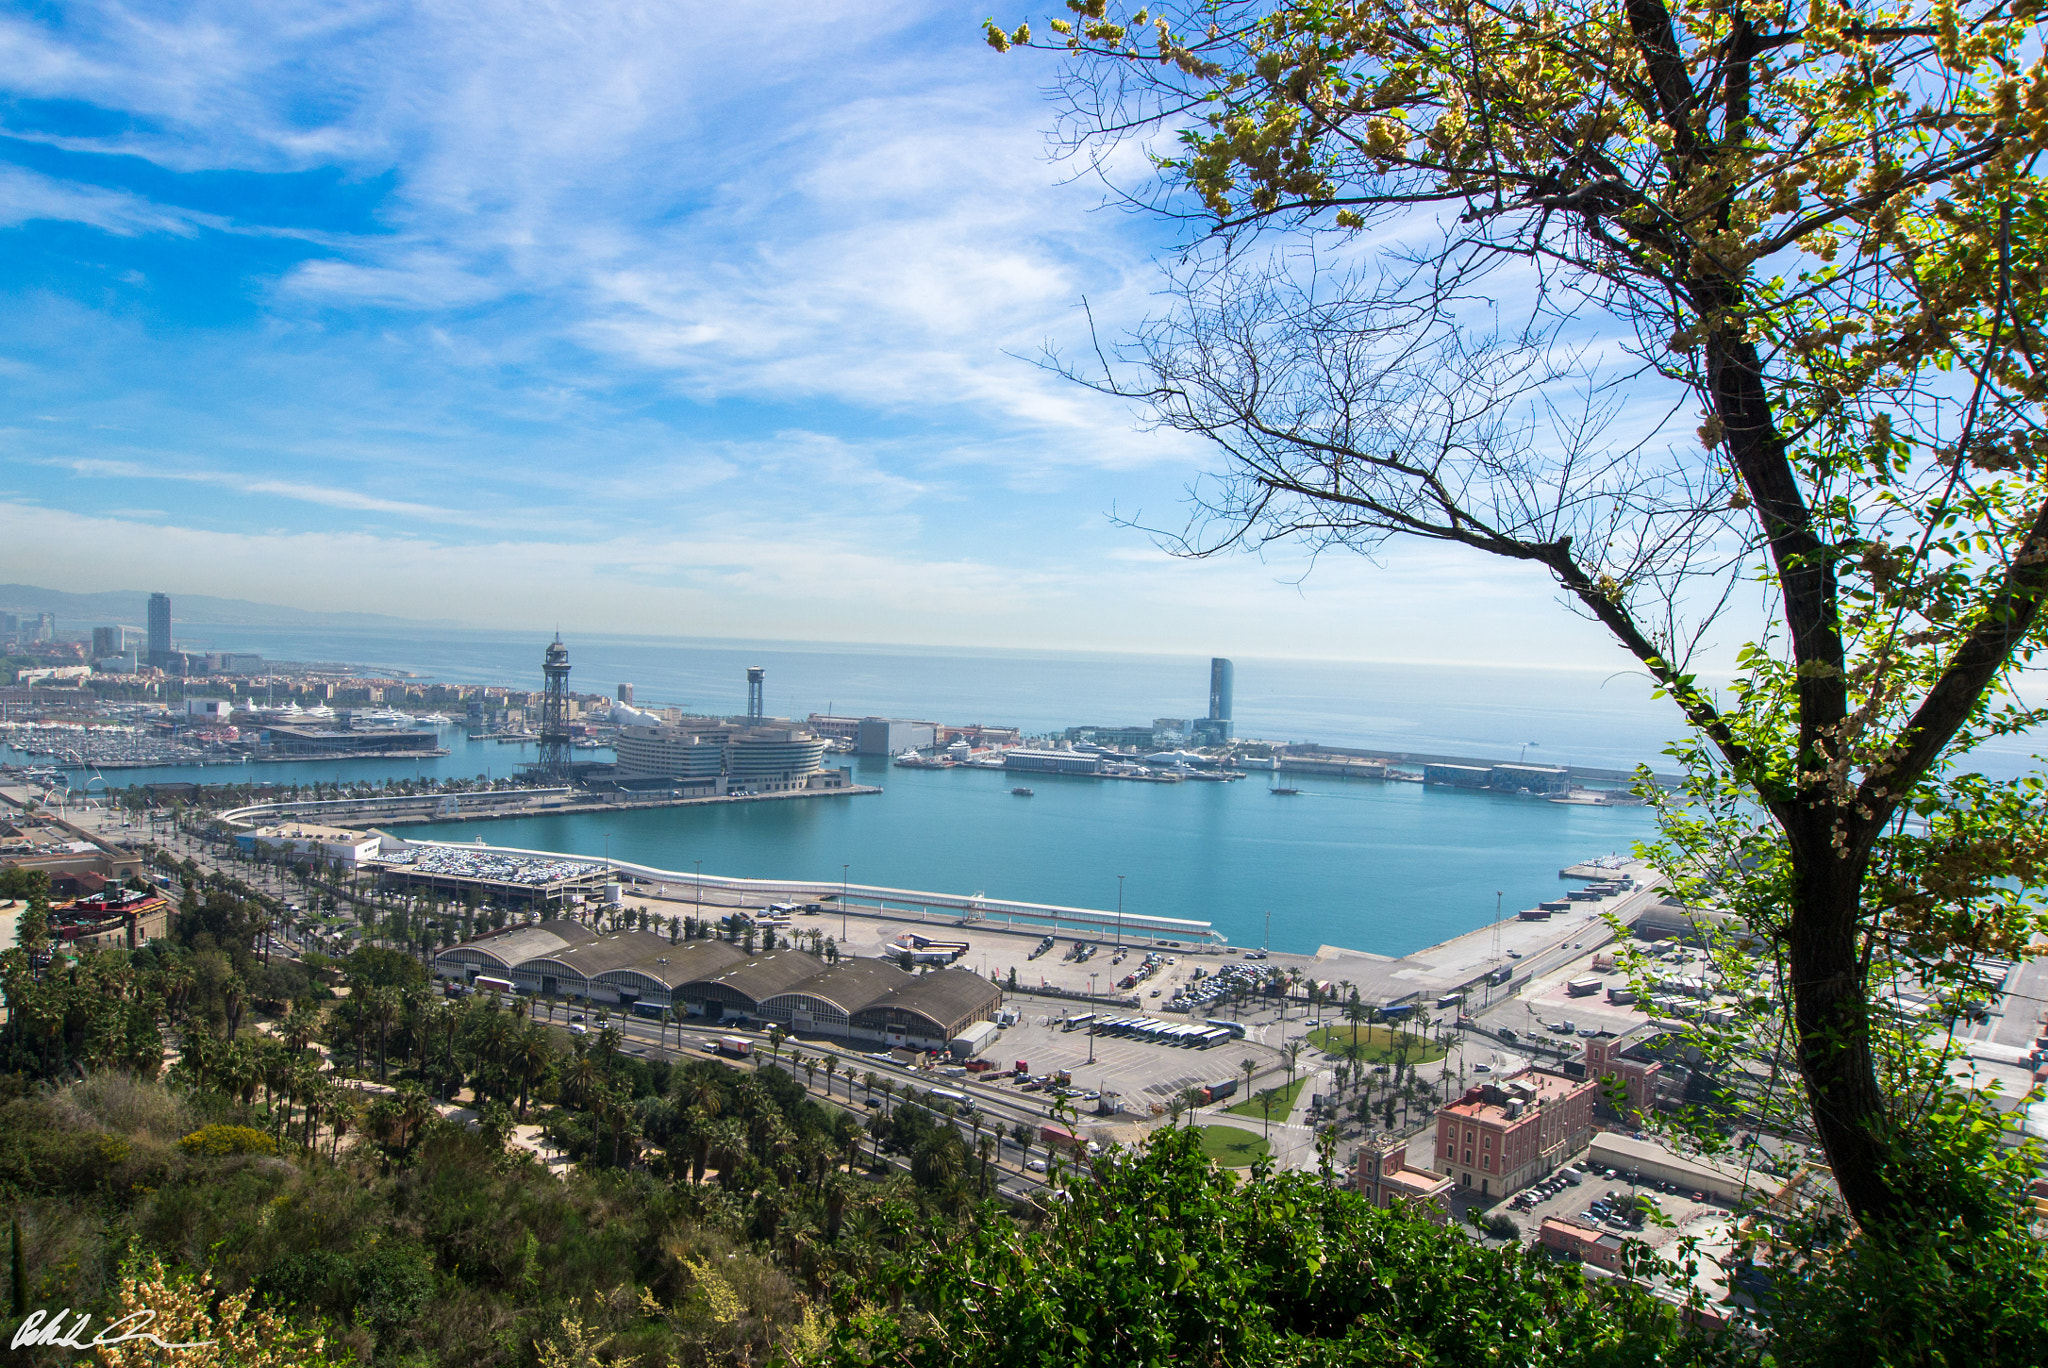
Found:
538,635 -> 572,779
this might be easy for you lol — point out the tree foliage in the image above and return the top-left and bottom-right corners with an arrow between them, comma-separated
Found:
990,0 -> 2048,1232
822,1126 -> 1709,1367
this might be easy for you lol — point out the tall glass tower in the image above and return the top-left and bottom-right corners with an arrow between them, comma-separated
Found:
1208,657 -> 1234,724
147,593 -> 172,668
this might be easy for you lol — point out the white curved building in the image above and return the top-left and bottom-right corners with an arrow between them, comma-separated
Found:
612,720 -> 829,793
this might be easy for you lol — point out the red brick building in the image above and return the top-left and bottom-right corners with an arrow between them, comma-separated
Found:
1353,1133 -> 1454,1221
1434,1068 -> 1597,1199
49,888 -> 169,951
1583,1023 -> 1667,1120
1539,1216 -> 1626,1272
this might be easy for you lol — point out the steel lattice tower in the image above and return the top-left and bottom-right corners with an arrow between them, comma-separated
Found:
538,635 -> 572,778
746,666 -> 765,722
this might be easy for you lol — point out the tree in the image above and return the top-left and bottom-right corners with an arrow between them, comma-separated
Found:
1254,1086 -> 1285,1141
993,0 -> 2048,1233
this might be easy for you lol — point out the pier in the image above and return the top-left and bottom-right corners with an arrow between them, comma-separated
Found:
217,783 -> 883,829
381,833 -> 1227,946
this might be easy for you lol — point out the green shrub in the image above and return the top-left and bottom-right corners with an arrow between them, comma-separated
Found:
178,1124 -> 279,1157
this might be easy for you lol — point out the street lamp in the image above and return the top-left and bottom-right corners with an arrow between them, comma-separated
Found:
693,859 -> 702,927
1115,874 -> 1125,951
1088,973 -> 1098,1063
842,863 -> 850,941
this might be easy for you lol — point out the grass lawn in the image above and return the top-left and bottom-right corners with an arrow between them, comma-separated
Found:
1192,1124 -> 1271,1167
1308,1024 -> 1447,1065
1224,1075 -> 1308,1120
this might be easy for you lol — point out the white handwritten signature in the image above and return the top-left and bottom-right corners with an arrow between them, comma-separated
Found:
10,1307 -> 219,1352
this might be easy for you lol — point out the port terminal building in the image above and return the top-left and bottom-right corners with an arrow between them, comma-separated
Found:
610,717 -> 842,794
434,926 -> 1003,1051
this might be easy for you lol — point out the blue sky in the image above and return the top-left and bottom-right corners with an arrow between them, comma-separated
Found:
0,0 -> 1658,666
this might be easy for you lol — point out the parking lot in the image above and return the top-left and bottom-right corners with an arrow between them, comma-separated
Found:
966,1009 -> 1274,1119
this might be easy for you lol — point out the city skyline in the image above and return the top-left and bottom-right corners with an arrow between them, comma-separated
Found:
3,3 -> 1709,669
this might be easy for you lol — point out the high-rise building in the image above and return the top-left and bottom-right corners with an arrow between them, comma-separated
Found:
1193,657 -> 1235,744
31,612 -> 55,643
617,683 -> 634,705
1208,657 -> 1234,721
92,627 -> 120,658
147,594 -> 172,668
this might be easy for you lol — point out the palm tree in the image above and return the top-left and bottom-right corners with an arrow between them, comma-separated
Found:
1255,1087 -> 1284,1141
512,1024 -> 551,1118
823,1055 -> 838,1099
802,1056 -> 818,1093
767,1024 -> 786,1063
367,987 -> 399,1083
1283,1039 -> 1304,1095
1240,1055 -> 1257,1103
1344,997 -> 1370,1059
862,1070 -> 881,1103
1011,1120 -> 1034,1170
562,1052 -> 602,1109
975,1132 -> 998,1194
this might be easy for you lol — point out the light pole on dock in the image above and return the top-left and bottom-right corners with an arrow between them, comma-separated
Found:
1088,973 -> 1098,1063
1115,874 -> 1125,950
842,863 -> 850,940
694,859 -> 702,926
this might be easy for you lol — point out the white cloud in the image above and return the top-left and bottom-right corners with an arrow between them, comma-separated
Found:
0,161 -> 213,235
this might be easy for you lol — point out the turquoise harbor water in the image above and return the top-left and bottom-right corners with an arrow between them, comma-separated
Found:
407,753 -> 1658,958
15,626 -> 2035,954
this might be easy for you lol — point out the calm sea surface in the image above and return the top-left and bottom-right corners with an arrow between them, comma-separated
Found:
14,625 -> 2038,954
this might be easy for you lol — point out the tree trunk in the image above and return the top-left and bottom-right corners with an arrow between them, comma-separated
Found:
1787,835 -> 1897,1227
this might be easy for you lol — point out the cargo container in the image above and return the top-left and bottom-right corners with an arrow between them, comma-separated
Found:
949,1019 -> 1001,1060
1042,1123 -> 1085,1154
1607,987 -> 1638,1005
1567,976 -> 1604,997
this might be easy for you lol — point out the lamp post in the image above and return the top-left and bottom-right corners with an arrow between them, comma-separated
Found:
1115,874 -> 1125,951
842,863 -> 850,941
1088,973 -> 1098,1063
694,859 -> 702,927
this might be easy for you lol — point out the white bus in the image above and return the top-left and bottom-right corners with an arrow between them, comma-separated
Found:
1061,1013 -> 1096,1033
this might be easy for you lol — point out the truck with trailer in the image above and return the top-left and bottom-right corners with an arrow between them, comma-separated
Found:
715,1036 -> 753,1059
1199,1077 -> 1240,1104
1567,976 -> 1605,997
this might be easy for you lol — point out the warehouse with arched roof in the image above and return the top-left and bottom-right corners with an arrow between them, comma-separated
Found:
849,969 -> 1003,1050
434,920 -> 596,984
756,958 -> 916,1036
685,948 -> 829,1022
509,930 -> 679,1002
591,939 -> 747,1009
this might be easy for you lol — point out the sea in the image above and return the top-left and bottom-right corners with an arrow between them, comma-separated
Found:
11,624 -> 2041,957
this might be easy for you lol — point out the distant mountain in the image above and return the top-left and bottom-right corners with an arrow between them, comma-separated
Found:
0,584 -> 458,631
